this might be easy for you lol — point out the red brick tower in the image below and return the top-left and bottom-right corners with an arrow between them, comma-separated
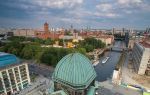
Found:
44,22 -> 49,33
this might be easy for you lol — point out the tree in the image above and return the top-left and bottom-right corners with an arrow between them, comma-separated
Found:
44,38 -> 54,45
3,41 -> 24,56
75,48 -> 86,55
33,38 -> 45,44
40,47 -> 75,67
78,37 -> 106,52
84,45 -> 94,52
21,44 -> 41,59
8,36 -> 26,42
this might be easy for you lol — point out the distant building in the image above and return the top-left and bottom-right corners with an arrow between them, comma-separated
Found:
96,35 -> 114,46
132,42 -> 150,75
112,28 -> 116,35
79,31 -> 114,46
44,22 -> 49,33
128,39 -> 136,49
0,52 -> 30,95
125,32 -> 129,47
13,29 -> 36,37
50,53 -> 97,95
36,22 -> 63,39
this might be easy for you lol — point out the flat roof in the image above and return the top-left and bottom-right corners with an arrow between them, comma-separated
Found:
0,52 -> 21,70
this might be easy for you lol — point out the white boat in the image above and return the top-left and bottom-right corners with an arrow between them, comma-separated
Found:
102,57 -> 109,64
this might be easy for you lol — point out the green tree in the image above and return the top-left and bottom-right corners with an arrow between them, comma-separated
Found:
40,47 -> 74,67
3,41 -> 24,56
44,38 -> 54,45
8,36 -> 26,42
78,37 -> 106,52
21,44 -> 41,59
75,48 -> 86,55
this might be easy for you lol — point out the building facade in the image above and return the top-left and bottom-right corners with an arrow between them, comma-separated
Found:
36,22 -> 63,39
132,42 -> 150,75
0,52 -> 30,95
96,35 -> 114,46
13,29 -> 36,37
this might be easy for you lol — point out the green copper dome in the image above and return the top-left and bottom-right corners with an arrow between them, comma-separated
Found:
52,53 -> 96,89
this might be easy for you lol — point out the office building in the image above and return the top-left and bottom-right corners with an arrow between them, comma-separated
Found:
132,42 -> 150,75
0,52 -> 30,95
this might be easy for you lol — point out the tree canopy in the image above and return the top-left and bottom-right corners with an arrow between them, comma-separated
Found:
78,37 -> 106,52
0,36 -> 105,67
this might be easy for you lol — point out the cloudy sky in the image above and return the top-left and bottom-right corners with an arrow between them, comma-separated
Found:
0,0 -> 150,29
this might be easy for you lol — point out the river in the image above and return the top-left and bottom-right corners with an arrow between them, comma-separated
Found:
95,41 -> 124,82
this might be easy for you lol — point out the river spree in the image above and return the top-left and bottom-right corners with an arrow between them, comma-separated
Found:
95,41 -> 124,82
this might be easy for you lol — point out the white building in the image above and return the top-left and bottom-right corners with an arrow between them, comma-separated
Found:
13,29 -> 36,37
0,52 -> 30,95
132,42 -> 150,75
96,35 -> 114,46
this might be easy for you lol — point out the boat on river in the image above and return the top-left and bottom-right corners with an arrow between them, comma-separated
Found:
102,57 -> 109,64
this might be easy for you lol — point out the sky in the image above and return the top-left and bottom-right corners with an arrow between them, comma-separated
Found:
0,0 -> 150,29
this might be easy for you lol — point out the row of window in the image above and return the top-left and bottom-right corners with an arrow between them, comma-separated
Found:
0,64 -> 28,95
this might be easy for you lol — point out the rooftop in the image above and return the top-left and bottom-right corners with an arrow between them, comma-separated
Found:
52,53 -> 97,90
0,52 -> 20,69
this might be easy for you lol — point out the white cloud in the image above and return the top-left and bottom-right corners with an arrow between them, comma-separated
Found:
140,3 -> 150,12
96,3 -> 112,12
60,18 -> 82,24
117,0 -> 150,13
124,10 -> 132,14
94,12 -> 119,18
67,8 -> 93,18
117,0 -> 142,6
118,0 -> 142,4
29,0 -> 83,9
95,3 -> 119,18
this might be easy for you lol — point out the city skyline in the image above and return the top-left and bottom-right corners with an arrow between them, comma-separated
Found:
0,0 -> 150,29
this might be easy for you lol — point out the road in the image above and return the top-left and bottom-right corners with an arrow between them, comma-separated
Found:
28,63 -> 54,78
94,41 -> 124,82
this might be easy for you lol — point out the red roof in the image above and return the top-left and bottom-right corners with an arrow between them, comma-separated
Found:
36,32 -> 63,39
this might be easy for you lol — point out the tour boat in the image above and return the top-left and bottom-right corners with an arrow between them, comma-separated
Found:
102,57 -> 109,64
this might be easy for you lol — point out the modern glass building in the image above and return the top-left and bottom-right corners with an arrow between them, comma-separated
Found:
51,53 -> 97,95
132,42 -> 150,75
0,52 -> 30,95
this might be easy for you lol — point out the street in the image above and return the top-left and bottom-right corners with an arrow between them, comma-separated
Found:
28,63 -> 54,78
